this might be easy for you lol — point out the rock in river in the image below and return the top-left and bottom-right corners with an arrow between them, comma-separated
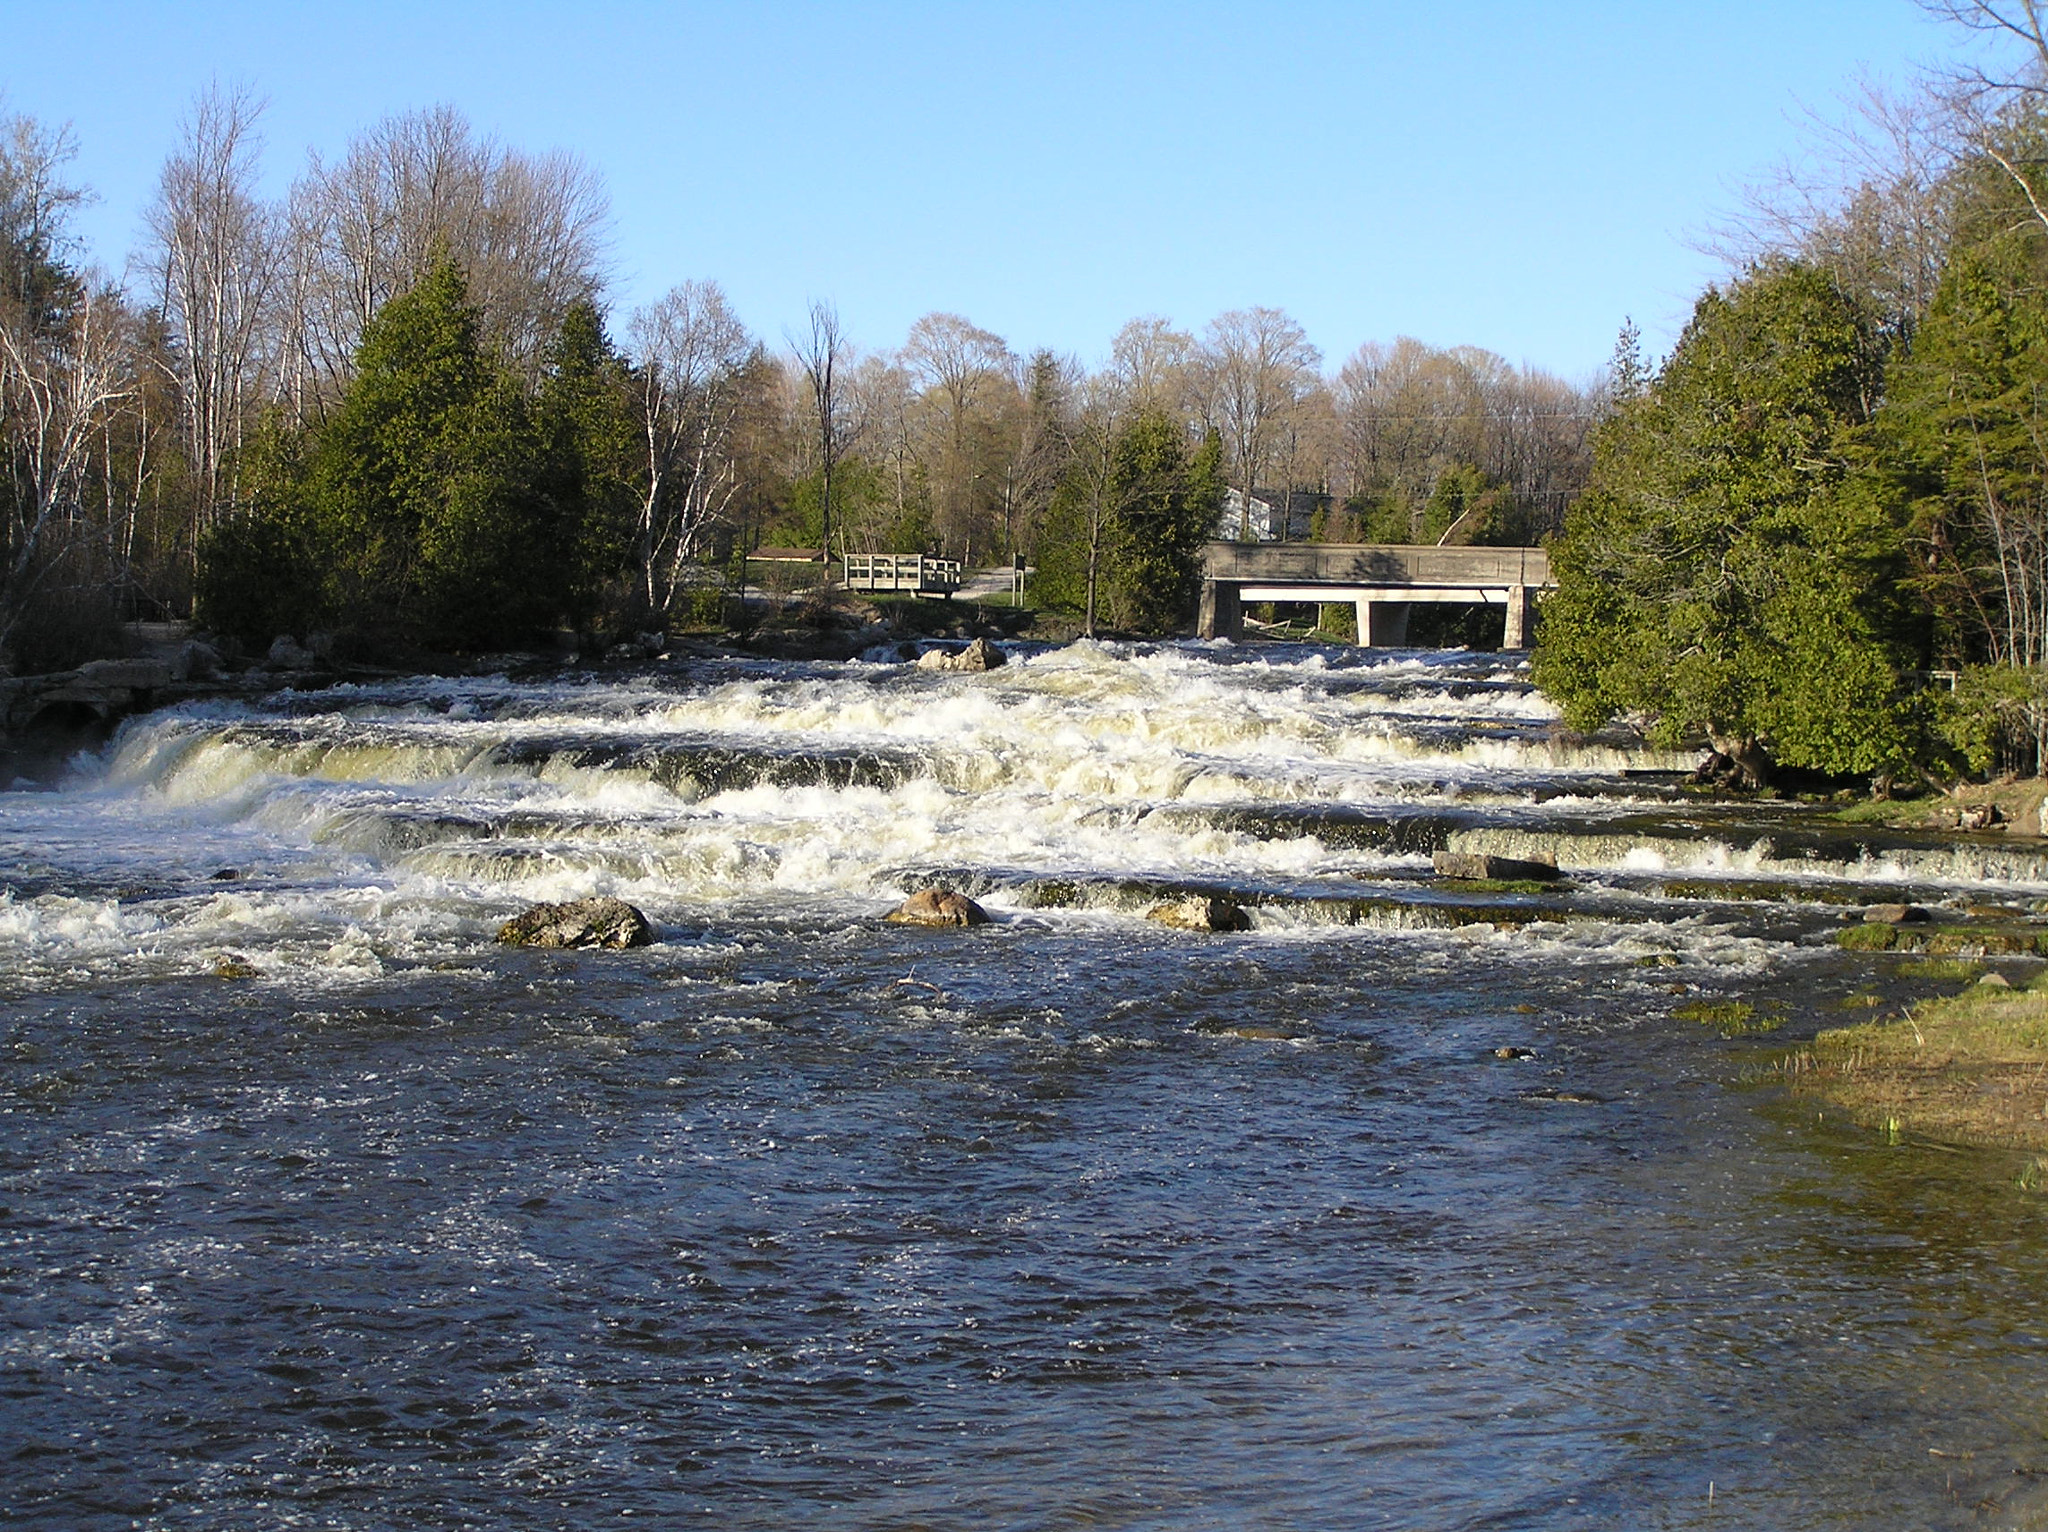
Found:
887,888 -> 990,927
1432,850 -> 1561,882
497,896 -> 654,949
1146,895 -> 1253,932
915,638 -> 1007,673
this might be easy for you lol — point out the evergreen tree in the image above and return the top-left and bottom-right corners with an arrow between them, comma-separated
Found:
201,260 -> 575,650
1884,230 -> 2048,671
1104,416 -> 1223,633
1534,261 -> 1917,781
536,299 -> 640,627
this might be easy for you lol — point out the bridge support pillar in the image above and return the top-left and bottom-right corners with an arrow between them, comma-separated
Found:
1502,584 -> 1534,650
1357,599 -> 1410,647
1199,580 -> 1242,640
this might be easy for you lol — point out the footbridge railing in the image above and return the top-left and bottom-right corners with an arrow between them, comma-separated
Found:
843,553 -> 962,597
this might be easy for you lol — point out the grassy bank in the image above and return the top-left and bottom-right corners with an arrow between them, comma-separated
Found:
1830,778 -> 2048,834
1788,981 -> 2048,1151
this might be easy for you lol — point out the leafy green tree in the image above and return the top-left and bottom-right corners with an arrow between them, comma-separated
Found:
1420,463 -> 1507,545
1037,410 -> 1221,635
1534,261 -> 1917,782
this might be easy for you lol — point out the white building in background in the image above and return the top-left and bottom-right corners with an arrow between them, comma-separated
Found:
1215,488 -> 1317,542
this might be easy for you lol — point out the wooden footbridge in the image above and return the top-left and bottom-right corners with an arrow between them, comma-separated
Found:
1198,543 -> 1553,648
842,553 -> 962,598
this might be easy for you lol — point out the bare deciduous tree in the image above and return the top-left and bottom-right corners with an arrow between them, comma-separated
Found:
279,106 -> 608,399
1195,307 -> 1320,538
790,300 -> 859,565
1109,316 -> 1192,419
628,279 -> 757,612
0,112 -> 132,658
145,82 -> 274,536
901,311 -> 1014,557
1708,76 -> 1959,339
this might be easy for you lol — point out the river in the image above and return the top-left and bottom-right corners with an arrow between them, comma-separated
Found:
4,638 -> 2047,1530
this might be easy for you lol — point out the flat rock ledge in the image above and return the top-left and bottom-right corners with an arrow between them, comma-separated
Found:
887,888 -> 990,927
1432,850 -> 1561,882
497,896 -> 654,949
1147,895 -> 1253,933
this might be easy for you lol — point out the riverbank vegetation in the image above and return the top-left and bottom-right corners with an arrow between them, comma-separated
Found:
1539,6 -> 2048,791
1790,980 -> 2048,1152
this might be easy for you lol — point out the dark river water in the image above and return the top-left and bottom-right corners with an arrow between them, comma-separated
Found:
5,640 -> 2048,1530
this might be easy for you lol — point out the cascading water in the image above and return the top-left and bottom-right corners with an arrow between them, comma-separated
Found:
6,640 -> 2048,1530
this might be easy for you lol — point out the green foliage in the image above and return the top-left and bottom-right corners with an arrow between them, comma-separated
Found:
1672,998 -> 1780,1033
312,261 -> 563,645
1836,922 -> 1899,951
536,299 -> 640,627
1883,227 -> 2048,672
1421,463 -> 1506,545
1534,261 -> 1918,775
1032,458 -> 1097,614
1107,420 -> 1222,632
1929,664 -> 2048,778
1345,491 -> 1417,544
199,262 -> 648,652
194,413 -> 319,643
1034,415 -> 1221,633
1316,603 -> 1359,643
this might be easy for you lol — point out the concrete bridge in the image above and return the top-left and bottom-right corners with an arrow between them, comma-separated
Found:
1197,542 -> 1553,648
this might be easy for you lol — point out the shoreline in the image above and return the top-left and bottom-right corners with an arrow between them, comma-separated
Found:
1786,980 -> 2048,1154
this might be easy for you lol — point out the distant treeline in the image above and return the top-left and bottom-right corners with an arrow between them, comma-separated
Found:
0,90 -> 1603,668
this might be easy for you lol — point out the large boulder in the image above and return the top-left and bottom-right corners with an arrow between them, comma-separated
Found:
264,635 -> 317,670
1147,895 -> 1253,932
1861,903 -> 1931,925
916,637 -> 1006,673
173,640 -> 224,681
1957,803 -> 2003,832
887,887 -> 990,927
497,896 -> 654,949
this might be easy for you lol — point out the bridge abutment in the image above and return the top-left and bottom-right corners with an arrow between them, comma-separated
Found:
1357,599 -> 1410,647
1198,580 -> 1242,640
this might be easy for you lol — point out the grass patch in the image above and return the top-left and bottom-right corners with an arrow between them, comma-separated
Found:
1434,878 -> 1563,896
1661,878 -> 1828,903
1674,998 -> 1783,1035
1920,927 -> 2048,956
1830,799 -> 1926,825
1895,957 -> 1986,981
1838,921 -> 2048,957
1788,986 -> 2048,1150
1833,992 -> 1888,1011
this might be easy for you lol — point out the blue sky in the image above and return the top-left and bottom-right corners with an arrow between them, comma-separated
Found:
3,1 -> 1957,377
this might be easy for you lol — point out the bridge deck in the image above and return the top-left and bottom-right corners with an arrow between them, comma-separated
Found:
1198,542 -> 1552,648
